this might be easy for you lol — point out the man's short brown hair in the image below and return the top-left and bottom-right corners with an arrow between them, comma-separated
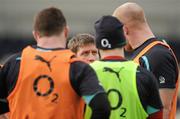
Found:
68,33 -> 95,53
34,7 -> 66,37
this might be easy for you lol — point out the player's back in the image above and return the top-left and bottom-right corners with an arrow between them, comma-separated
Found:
87,60 -> 148,119
7,46 -> 84,119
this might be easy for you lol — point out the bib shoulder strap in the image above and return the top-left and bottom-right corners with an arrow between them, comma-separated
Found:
133,40 -> 170,64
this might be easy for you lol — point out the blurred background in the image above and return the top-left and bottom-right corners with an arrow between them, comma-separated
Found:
1,0 -> 180,117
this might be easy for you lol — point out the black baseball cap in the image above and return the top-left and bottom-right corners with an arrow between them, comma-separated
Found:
94,15 -> 126,50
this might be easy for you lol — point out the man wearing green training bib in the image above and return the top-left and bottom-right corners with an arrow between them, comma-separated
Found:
85,16 -> 163,119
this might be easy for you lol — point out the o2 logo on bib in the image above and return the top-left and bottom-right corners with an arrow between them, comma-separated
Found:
33,75 -> 59,103
101,38 -> 111,48
107,88 -> 127,117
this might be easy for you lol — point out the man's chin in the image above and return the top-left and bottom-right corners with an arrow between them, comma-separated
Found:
124,44 -> 133,52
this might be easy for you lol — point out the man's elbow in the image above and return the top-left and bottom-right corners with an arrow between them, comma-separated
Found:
148,109 -> 163,119
89,93 -> 111,119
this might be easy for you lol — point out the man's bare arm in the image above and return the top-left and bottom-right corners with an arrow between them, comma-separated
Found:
159,89 -> 175,119
0,114 -> 8,119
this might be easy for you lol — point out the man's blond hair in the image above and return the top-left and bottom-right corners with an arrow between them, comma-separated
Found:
68,33 -> 95,53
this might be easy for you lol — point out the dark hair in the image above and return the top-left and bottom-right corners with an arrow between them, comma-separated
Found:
34,7 -> 66,37
68,33 -> 95,53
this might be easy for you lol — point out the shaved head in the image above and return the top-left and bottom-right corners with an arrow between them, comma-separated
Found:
112,2 -> 154,49
113,2 -> 146,26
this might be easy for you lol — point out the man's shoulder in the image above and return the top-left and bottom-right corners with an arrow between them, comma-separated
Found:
70,60 -> 92,74
1,52 -> 22,73
5,52 -> 22,64
139,43 -> 175,69
145,43 -> 171,58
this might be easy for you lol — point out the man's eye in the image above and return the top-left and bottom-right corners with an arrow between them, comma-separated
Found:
92,51 -> 97,55
81,52 -> 89,56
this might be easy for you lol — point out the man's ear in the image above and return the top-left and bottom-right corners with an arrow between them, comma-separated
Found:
123,25 -> 128,36
123,26 -> 133,51
64,26 -> 69,38
32,30 -> 40,41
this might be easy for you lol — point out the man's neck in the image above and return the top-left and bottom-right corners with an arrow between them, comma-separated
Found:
37,35 -> 66,49
130,28 -> 155,49
100,48 -> 124,59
